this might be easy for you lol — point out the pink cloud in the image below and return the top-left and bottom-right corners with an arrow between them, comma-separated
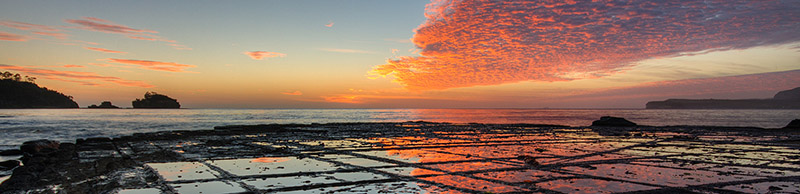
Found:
85,47 -> 126,54
0,21 -> 60,32
105,58 -> 196,72
0,64 -> 154,88
244,51 -> 286,60
126,35 -> 157,41
65,17 -> 156,34
281,91 -> 303,96
371,0 -> 800,90
65,17 -> 186,49
0,31 -> 27,41
33,31 -> 68,39
325,22 -> 334,27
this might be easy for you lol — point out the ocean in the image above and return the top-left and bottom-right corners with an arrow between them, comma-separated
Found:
0,109 -> 798,148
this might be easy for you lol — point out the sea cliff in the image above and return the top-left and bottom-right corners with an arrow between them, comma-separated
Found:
647,87 -> 800,109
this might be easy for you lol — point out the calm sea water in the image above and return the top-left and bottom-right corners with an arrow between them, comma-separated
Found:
0,109 -> 798,148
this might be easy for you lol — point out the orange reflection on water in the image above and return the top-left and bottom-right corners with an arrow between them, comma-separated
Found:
251,157 -> 290,163
421,175 -> 528,193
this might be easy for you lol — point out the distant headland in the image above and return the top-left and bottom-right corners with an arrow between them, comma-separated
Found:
0,72 -> 78,109
646,87 -> 800,109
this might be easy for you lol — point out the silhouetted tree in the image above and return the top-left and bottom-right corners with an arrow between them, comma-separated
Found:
1,71 -> 36,83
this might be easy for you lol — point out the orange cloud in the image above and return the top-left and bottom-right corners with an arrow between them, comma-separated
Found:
106,58 -> 196,72
0,64 -> 153,88
371,0 -> 800,90
325,21 -> 334,27
0,31 -> 27,41
85,47 -> 126,54
243,51 -> 286,60
63,64 -> 85,68
281,91 -> 303,96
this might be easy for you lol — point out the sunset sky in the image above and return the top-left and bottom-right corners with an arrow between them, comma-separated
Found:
1,0 -> 799,108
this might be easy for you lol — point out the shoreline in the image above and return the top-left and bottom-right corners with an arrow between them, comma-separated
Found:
1,119 -> 799,193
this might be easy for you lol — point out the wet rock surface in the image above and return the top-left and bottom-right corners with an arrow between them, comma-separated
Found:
1,121 -> 799,193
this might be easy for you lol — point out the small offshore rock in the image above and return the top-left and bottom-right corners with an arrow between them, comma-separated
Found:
0,149 -> 23,156
20,139 -> 60,155
592,116 -> 637,127
0,160 -> 20,170
517,155 -> 539,166
784,119 -> 800,129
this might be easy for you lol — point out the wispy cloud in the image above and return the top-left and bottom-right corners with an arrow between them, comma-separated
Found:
63,64 -> 85,68
85,47 -> 126,54
325,21 -> 334,27
105,58 -> 196,72
244,51 -> 286,60
0,21 -> 60,32
371,0 -> 800,90
0,31 -> 27,41
319,48 -> 376,54
32,31 -> 68,40
0,64 -> 153,87
65,17 -> 189,50
65,17 -> 156,35
281,91 -> 303,96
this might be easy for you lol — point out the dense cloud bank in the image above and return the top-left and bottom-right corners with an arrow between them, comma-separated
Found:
371,0 -> 800,90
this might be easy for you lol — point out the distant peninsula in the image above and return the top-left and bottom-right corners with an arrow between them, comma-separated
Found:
132,92 -> 180,109
646,87 -> 800,109
0,72 -> 79,109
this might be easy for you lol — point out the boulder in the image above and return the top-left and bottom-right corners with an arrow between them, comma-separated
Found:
784,119 -> 800,129
592,116 -> 637,127
20,139 -> 60,155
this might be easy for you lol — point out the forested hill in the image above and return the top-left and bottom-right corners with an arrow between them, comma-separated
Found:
0,78 -> 79,109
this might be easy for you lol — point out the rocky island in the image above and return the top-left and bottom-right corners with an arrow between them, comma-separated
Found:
646,87 -> 800,109
88,101 -> 120,109
0,72 -> 78,109
131,92 -> 180,109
